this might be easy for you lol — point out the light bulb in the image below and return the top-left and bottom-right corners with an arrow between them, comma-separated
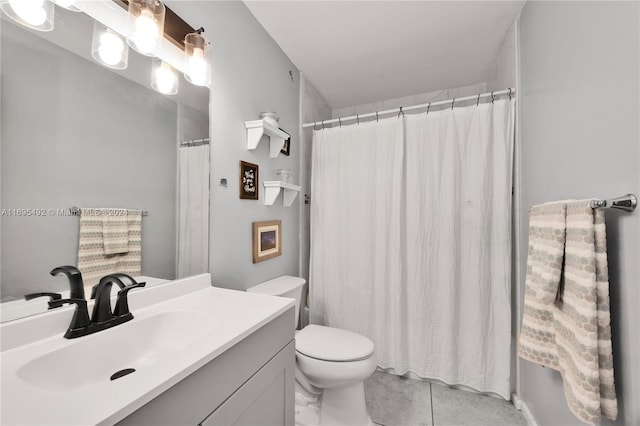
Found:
9,0 -> 46,26
126,0 -> 165,56
91,21 -> 128,69
132,10 -> 159,54
184,30 -> 210,86
154,63 -> 177,94
187,47 -> 208,86
98,32 -> 124,66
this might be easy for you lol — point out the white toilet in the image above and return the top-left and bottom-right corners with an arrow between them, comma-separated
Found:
247,276 -> 376,426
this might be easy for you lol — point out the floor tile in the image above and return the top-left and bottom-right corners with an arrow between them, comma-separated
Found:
364,370 -> 433,426
430,383 -> 527,426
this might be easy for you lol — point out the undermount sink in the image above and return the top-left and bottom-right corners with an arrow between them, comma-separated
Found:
16,310 -> 216,392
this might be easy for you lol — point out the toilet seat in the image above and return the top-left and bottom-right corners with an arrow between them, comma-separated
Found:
295,324 -> 374,362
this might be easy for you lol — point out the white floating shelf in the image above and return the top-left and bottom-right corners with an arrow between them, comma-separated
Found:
245,119 -> 289,158
263,181 -> 301,207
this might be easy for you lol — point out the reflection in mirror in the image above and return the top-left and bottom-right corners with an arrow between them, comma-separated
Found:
0,7 -> 210,322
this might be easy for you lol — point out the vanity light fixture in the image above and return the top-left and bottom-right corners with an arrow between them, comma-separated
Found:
184,28 -> 211,87
91,21 -> 129,70
50,0 -> 80,12
0,0 -> 54,31
126,0 -> 165,57
151,59 -> 178,95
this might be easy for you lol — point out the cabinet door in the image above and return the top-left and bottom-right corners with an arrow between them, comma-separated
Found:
201,341 -> 295,426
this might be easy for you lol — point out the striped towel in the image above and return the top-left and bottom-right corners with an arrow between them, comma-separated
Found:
77,208 -> 142,291
103,209 -> 130,255
518,200 -> 617,424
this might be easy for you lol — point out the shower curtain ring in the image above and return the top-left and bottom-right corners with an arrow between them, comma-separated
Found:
376,111 -> 379,122
508,88 -> 513,100
339,118 -> 342,127
427,103 -> 431,114
491,91 -> 495,103
321,120 -> 325,130
398,106 -> 404,118
357,114 -> 360,125
476,94 -> 481,107
451,98 -> 456,110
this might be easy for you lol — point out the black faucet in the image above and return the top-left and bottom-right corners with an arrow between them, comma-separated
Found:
110,274 -> 146,318
23,265 -> 84,309
49,298 -> 91,333
50,266 -> 85,300
90,273 -> 138,299
91,275 -> 126,323
49,274 -> 146,339
24,292 -> 62,309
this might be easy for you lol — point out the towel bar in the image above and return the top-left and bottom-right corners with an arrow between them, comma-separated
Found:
591,193 -> 637,212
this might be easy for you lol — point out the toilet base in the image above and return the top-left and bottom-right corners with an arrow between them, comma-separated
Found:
294,381 -> 372,426
319,382 -> 372,426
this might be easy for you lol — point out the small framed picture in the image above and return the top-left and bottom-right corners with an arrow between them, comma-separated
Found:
240,161 -> 259,200
252,220 -> 282,263
280,128 -> 291,156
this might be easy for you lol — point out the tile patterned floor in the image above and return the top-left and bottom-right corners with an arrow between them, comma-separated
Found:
364,371 -> 528,426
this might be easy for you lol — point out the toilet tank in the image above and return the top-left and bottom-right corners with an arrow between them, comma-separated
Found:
247,276 -> 306,328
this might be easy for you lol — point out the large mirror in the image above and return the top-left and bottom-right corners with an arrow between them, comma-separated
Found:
0,6 -> 210,321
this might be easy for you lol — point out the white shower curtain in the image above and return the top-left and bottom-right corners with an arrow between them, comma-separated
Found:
177,144 -> 210,278
310,99 -> 515,399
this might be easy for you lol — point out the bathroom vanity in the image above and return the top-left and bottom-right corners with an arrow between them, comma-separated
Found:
0,274 -> 295,426
119,307 -> 295,426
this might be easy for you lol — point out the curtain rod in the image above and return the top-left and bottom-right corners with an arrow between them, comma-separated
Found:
303,88 -> 515,129
180,137 -> 210,146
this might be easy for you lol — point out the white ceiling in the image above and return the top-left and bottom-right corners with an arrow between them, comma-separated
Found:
244,1 -> 525,108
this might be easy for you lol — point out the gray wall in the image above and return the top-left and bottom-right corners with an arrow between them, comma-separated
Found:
298,74 -> 331,283
519,2 -> 639,425
167,1 -> 301,291
486,21 -> 517,93
1,23 -> 178,300
178,103 -> 209,144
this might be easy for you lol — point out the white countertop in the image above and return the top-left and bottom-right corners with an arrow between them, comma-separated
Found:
0,274 -> 294,425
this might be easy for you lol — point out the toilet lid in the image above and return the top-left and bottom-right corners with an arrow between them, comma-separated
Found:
295,325 -> 374,362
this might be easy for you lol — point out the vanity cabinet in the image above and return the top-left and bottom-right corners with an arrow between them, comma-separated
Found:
201,341 -> 293,426
117,309 -> 295,426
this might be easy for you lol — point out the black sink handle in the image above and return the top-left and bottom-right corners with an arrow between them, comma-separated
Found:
24,292 -> 62,309
113,282 -> 146,317
48,298 -> 91,330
